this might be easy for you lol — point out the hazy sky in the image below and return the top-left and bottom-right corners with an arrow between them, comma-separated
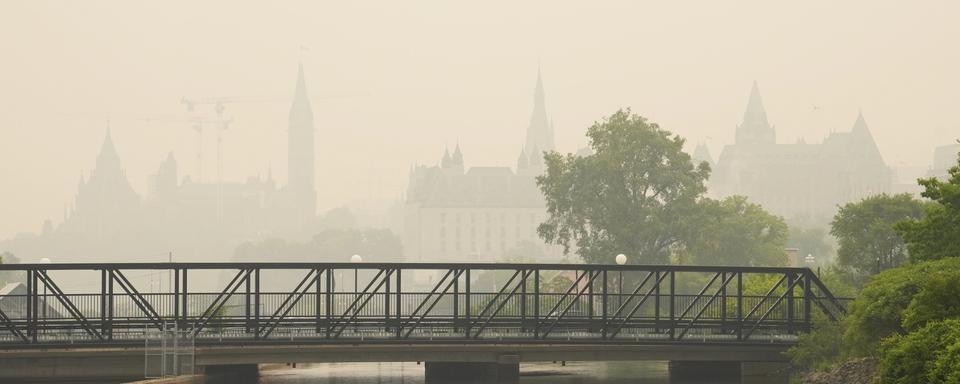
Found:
1,1 -> 958,239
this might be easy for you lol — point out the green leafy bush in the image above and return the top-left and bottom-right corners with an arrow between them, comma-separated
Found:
902,270 -> 960,331
879,319 -> 960,384
843,258 -> 960,357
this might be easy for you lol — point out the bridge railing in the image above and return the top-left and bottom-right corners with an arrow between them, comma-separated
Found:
0,262 -> 849,345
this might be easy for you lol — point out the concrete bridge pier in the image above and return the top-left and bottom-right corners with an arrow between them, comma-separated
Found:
425,355 -> 520,384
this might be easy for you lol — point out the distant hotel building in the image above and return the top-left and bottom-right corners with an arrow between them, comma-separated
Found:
709,82 -> 892,224
402,71 -> 564,262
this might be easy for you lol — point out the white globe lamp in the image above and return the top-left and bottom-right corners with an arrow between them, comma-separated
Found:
615,254 -> 627,265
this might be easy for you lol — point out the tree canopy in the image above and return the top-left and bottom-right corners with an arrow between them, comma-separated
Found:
896,151 -> 960,263
830,193 -> 923,275
680,195 -> 788,266
536,109 -> 710,264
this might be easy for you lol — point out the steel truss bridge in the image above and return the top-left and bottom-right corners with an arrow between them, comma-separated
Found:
0,263 -> 848,347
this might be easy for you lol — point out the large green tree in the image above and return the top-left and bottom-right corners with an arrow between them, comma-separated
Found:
536,109 -> 709,264
681,195 -> 789,266
896,150 -> 960,263
830,193 -> 923,275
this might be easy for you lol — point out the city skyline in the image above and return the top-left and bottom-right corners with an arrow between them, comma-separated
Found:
3,1 -> 959,239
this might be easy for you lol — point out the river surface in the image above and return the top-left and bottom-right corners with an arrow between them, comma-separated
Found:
236,361 -> 749,384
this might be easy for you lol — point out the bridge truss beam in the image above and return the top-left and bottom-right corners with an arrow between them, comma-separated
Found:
0,262 -> 848,346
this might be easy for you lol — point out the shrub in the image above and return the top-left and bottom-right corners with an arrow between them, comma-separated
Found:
879,319 -> 960,384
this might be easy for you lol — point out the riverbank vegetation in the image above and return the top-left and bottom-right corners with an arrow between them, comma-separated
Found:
789,150 -> 960,383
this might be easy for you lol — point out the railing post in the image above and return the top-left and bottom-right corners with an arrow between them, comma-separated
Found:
395,269 -> 402,339
654,270 -> 660,333
27,269 -> 35,343
464,268 -> 471,339
533,269 -> 540,339
313,268 -> 326,333
720,272 -> 727,331
669,270 -> 675,340
453,268 -> 459,332
787,272 -> 796,334
181,269 -> 188,330
737,272 -> 743,341
520,269 -> 527,332
107,269 -> 114,341
602,269 -> 608,339
246,272 -> 252,334
803,271 -> 812,332
326,267 -> 333,338
386,268 -> 392,333
173,268 -> 179,325
587,269 -> 594,328
253,268 -> 260,339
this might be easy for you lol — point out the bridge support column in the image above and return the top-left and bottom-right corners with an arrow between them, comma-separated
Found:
425,361 -> 519,384
740,362 -> 789,384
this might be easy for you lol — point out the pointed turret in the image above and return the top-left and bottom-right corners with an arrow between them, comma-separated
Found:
452,142 -> 464,165
848,110 -> 884,163
735,81 -> 776,145
743,81 -> 768,126
441,147 -> 452,168
517,146 -> 529,170
524,68 -> 554,153
692,142 -> 714,167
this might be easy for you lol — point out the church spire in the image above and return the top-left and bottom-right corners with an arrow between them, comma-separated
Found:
286,62 -> 317,219
735,81 -> 776,145
742,81 -> 768,127
524,68 -> 554,153
292,63 -> 312,113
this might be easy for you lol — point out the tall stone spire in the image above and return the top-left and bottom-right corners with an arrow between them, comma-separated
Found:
287,62 -> 316,217
735,81 -> 776,145
524,68 -> 554,154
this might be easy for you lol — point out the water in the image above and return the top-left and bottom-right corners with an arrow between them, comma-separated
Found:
242,361 -> 742,384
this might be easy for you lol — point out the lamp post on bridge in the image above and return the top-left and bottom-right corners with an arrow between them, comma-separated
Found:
351,254 -> 363,294
615,254 -> 627,309
804,253 -> 819,278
